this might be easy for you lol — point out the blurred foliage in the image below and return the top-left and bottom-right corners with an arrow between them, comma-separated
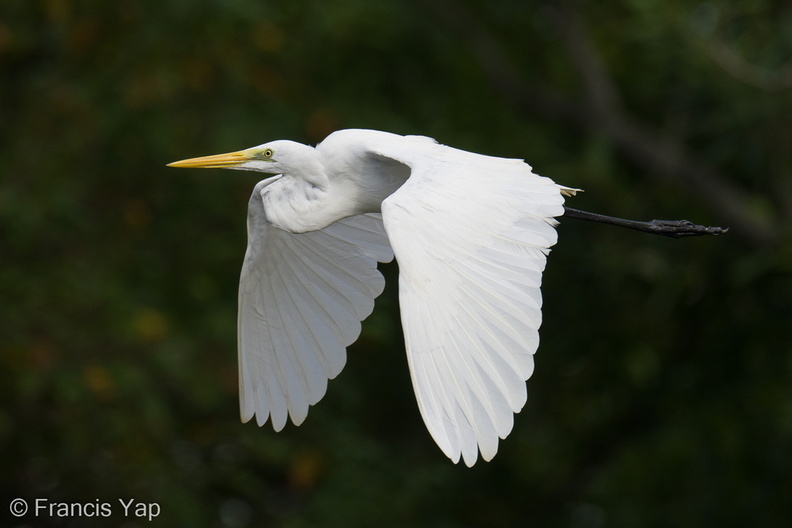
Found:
2,0 -> 792,527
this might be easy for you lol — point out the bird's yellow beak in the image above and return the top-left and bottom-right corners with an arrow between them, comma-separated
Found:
167,150 -> 252,169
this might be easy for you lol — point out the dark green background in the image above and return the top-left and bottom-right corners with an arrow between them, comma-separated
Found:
3,1 -> 791,526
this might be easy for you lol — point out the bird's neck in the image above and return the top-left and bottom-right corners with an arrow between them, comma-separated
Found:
259,143 -> 410,234
261,159 -> 359,234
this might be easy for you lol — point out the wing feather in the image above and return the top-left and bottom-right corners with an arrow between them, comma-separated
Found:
377,138 -> 568,466
239,181 -> 393,430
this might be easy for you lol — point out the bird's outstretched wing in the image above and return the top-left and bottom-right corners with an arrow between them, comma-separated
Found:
376,138 -> 568,466
239,179 -> 394,430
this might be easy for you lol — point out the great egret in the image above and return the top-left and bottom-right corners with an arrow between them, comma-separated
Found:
169,128 -> 724,466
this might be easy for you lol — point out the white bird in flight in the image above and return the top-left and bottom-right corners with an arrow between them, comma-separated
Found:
168,128 -> 724,466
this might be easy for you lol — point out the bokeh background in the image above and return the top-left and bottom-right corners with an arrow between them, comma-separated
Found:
3,0 -> 791,526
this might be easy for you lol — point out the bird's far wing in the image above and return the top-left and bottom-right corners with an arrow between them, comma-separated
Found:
239,183 -> 393,431
376,139 -> 567,466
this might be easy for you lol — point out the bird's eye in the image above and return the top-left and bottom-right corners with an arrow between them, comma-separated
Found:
261,148 -> 274,159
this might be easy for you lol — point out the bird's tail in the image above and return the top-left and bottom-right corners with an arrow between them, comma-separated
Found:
560,186 -> 583,197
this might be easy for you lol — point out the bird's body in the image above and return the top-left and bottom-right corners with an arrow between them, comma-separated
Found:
169,129 -> 578,466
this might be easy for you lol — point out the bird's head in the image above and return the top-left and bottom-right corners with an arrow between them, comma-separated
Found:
168,140 -> 316,175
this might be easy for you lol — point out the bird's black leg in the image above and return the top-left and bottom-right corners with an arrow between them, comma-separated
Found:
561,206 -> 728,238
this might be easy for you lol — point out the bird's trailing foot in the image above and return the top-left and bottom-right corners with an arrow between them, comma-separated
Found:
640,219 -> 728,238
562,207 -> 728,238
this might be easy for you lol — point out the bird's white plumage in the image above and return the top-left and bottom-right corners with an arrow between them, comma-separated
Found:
375,139 -> 564,465
171,129 -> 574,466
238,177 -> 393,429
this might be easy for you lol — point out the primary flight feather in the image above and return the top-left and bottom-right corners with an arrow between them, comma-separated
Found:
169,129 -> 578,466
